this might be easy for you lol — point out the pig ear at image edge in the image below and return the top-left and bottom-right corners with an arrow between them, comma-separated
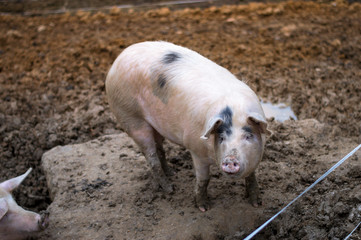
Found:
200,116 -> 223,140
247,112 -> 272,135
0,198 -> 9,220
0,168 -> 33,193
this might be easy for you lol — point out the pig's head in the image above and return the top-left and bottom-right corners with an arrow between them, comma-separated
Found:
0,168 -> 49,240
201,106 -> 270,178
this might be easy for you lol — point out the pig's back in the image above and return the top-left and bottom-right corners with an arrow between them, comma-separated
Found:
106,41 -> 258,144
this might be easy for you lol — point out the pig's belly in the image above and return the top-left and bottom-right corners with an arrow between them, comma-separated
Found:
137,95 -> 185,146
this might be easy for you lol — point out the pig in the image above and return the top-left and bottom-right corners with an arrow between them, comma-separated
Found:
0,168 -> 49,240
106,41 -> 270,211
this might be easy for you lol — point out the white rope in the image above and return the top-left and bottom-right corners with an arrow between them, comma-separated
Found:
244,143 -> 361,240
344,221 -> 361,240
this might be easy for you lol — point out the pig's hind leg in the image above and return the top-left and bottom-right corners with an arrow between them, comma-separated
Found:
191,153 -> 211,212
153,131 -> 174,176
126,121 -> 174,193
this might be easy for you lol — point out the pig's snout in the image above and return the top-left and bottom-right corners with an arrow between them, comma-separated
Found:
222,157 -> 242,174
37,210 -> 49,230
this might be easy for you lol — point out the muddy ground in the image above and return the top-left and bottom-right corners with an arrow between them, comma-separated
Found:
0,0 -> 360,239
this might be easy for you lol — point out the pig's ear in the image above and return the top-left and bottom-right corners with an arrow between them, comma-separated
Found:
0,168 -> 32,193
200,116 -> 223,140
0,198 -> 9,220
247,112 -> 272,135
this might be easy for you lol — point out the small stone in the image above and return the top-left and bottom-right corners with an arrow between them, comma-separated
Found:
330,39 -> 341,47
157,7 -> 170,17
110,6 -> 121,15
6,30 -> 22,38
145,209 -> 154,217
37,25 -> 46,32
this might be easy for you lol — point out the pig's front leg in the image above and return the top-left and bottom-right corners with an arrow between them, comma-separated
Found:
245,172 -> 262,207
192,153 -> 211,212
196,178 -> 210,212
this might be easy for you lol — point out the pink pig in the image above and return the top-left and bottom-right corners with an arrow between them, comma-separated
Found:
0,168 -> 49,240
106,41 -> 270,211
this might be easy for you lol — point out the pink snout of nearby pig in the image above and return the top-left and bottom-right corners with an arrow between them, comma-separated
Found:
106,41 -> 270,212
0,168 -> 49,240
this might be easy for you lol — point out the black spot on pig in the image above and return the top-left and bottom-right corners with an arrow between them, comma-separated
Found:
242,126 -> 254,139
151,71 -> 170,104
162,52 -> 180,64
216,106 -> 233,136
242,126 -> 253,134
158,74 -> 167,88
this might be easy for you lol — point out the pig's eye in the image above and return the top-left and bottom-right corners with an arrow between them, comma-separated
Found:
219,135 -> 225,143
245,133 -> 253,140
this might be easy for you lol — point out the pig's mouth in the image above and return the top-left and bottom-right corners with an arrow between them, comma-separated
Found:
223,171 -> 241,177
38,210 -> 50,230
220,167 -> 242,177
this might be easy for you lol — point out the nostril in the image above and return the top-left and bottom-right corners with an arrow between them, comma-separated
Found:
222,160 -> 241,174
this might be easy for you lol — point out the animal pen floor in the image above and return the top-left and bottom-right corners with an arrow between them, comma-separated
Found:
0,0 -> 360,239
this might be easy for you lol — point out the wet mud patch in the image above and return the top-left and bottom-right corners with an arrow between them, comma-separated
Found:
0,1 -> 360,239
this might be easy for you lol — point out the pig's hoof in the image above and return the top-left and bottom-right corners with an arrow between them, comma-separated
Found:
38,210 -> 50,230
196,198 -> 210,212
248,194 -> 262,207
164,167 -> 176,177
198,205 -> 208,212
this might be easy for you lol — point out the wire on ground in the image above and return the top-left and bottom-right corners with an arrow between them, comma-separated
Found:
244,143 -> 361,240
344,221 -> 361,240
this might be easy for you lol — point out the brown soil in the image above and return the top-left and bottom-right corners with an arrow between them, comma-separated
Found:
0,0 -> 360,239
0,0 -> 243,14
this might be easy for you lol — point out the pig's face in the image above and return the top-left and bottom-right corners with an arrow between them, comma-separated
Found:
0,197 -> 47,240
201,106 -> 268,178
214,121 -> 265,178
0,169 -> 49,240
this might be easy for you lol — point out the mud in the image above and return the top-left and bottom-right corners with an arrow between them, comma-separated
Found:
0,0 -> 360,239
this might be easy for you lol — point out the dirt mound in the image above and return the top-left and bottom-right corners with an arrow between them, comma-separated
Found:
40,120 -> 361,239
